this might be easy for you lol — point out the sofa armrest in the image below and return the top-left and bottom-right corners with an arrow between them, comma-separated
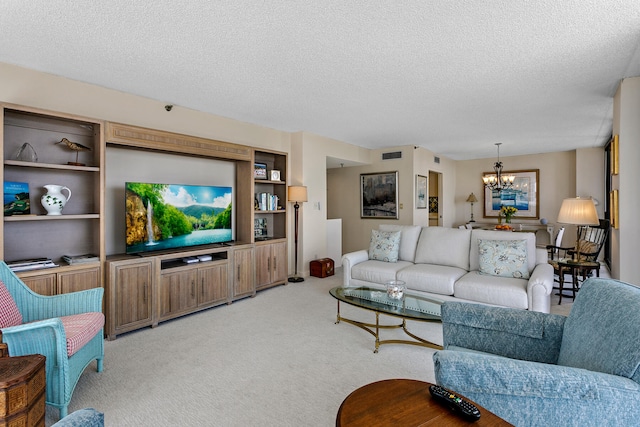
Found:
527,261 -> 554,313
1,318 -> 68,361
433,350 -> 640,427
441,302 -> 566,364
341,250 -> 369,287
52,408 -> 104,427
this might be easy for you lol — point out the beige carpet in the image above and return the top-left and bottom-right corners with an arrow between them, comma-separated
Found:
45,268 -> 577,426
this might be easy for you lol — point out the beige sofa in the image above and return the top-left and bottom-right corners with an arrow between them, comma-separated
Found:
342,225 -> 554,313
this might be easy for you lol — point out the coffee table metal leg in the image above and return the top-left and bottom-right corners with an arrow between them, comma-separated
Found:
374,312 -> 380,353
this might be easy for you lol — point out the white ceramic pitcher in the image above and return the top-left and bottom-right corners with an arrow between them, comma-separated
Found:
41,185 -> 71,215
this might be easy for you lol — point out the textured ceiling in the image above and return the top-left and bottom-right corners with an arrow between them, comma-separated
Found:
1,1 -> 639,160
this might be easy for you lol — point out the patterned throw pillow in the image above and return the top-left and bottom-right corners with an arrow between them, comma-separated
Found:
368,230 -> 401,263
478,239 -> 530,279
0,280 -> 22,328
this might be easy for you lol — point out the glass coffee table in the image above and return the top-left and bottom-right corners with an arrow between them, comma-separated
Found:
330,286 -> 443,353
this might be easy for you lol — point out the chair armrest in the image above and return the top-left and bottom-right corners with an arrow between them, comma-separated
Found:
19,287 -> 104,323
441,302 -> 565,364
433,350 -> 640,426
341,250 -> 369,287
1,318 -> 68,361
527,262 -> 554,313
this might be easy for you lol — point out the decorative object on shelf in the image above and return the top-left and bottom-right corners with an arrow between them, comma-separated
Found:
288,185 -> 307,283
610,134 -> 619,175
3,181 -> 30,216
416,175 -> 427,209
500,205 -> 517,223
41,184 -> 71,215
466,192 -> 478,222
360,171 -> 399,219
484,169 -> 539,219
557,197 -> 599,261
540,218 -> 548,225
13,142 -> 38,162
254,162 -> 267,179
482,143 -> 515,192
254,217 -> 268,238
56,137 -> 92,166
386,280 -> 406,300
270,170 -> 281,181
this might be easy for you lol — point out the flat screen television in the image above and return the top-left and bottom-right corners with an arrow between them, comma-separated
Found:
125,182 -> 233,254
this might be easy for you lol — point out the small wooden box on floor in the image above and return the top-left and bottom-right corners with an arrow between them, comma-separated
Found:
310,258 -> 334,278
0,354 -> 46,427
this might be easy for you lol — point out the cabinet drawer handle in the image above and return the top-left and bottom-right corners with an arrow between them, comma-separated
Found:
191,281 -> 195,298
273,257 -> 276,271
143,283 -> 147,302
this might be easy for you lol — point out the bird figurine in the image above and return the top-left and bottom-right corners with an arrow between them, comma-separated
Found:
56,137 -> 92,166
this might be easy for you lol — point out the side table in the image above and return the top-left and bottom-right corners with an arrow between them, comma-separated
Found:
336,379 -> 513,426
0,354 -> 46,427
557,259 -> 600,304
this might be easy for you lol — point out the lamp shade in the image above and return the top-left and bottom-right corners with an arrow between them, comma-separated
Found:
557,197 -> 599,225
466,193 -> 478,203
288,186 -> 308,203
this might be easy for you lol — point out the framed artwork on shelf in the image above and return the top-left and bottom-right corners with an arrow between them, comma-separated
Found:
360,171 -> 398,219
270,170 -> 281,181
611,134 -> 619,175
610,189 -> 619,229
254,162 -> 267,179
3,181 -> 30,216
416,175 -> 427,209
483,169 -> 539,219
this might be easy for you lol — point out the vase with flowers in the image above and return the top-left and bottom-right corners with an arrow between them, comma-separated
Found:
500,205 -> 518,224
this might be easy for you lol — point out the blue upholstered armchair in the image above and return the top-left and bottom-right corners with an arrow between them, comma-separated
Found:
432,278 -> 640,427
0,261 -> 104,419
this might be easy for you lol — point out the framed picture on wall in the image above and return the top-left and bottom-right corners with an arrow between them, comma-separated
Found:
416,175 -> 427,209
360,171 -> 398,219
483,169 -> 539,219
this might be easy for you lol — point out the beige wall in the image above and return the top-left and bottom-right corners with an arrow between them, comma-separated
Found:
612,76 -> 640,281
455,151 -> 580,246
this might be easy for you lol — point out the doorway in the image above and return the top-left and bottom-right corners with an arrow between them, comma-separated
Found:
428,171 -> 442,226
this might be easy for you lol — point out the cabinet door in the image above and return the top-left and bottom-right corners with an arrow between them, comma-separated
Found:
233,247 -> 255,298
112,262 -> 153,334
20,273 -> 56,296
198,264 -> 228,306
58,267 -> 101,294
255,244 -> 272,288
159,269 -> 198,320
271,241 -> 288,285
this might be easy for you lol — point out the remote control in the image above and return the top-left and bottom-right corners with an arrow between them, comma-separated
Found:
429,385 -> 481,421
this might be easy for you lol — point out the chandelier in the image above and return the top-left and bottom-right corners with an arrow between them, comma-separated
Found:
482,143 -> 515,192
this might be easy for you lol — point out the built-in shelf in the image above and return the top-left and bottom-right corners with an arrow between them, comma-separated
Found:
4,159 -> 100,172
4,214 -> 100,222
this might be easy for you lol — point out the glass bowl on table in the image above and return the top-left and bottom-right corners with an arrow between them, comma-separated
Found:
386,280 -> 406,300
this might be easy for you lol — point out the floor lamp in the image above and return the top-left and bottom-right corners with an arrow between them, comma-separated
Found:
288,185 -> 307,283
557,197 -> 599,262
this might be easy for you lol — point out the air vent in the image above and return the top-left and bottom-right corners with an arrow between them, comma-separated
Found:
382,151 -> 402,160
434,156 -> 440,164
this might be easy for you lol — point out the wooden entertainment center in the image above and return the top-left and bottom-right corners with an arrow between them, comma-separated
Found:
1,104 -> 288,340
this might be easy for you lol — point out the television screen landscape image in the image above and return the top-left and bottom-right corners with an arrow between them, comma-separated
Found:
125,182 -> 233,254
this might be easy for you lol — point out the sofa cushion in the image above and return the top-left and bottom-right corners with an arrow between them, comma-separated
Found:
351,260 -> 413,285
478,239 -> 530,279
414,227 -> 471,270
470,230 -> 536,272
397,264 -> 467,295
61,312 -> 104,357
379,224 -> 422,262
368,230 -> 401,262
0,280 -> 22,328
454,271 -> 529,309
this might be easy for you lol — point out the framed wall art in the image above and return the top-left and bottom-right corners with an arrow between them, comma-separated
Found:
611,134 -> 619,175
254,162 -> 267,179
416,175 -> 427,209
483,169 -> 539,219
361,171 -> 398,219
610,189 -> 619,229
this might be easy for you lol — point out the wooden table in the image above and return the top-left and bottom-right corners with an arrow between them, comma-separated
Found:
336,379 -> 513,426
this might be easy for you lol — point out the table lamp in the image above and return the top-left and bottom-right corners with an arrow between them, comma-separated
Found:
557,197 -> 599,262
466,193 -> 478,222
288,186 -> 307,282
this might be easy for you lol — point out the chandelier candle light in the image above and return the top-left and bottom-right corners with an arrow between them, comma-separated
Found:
483,143 -> 515,192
